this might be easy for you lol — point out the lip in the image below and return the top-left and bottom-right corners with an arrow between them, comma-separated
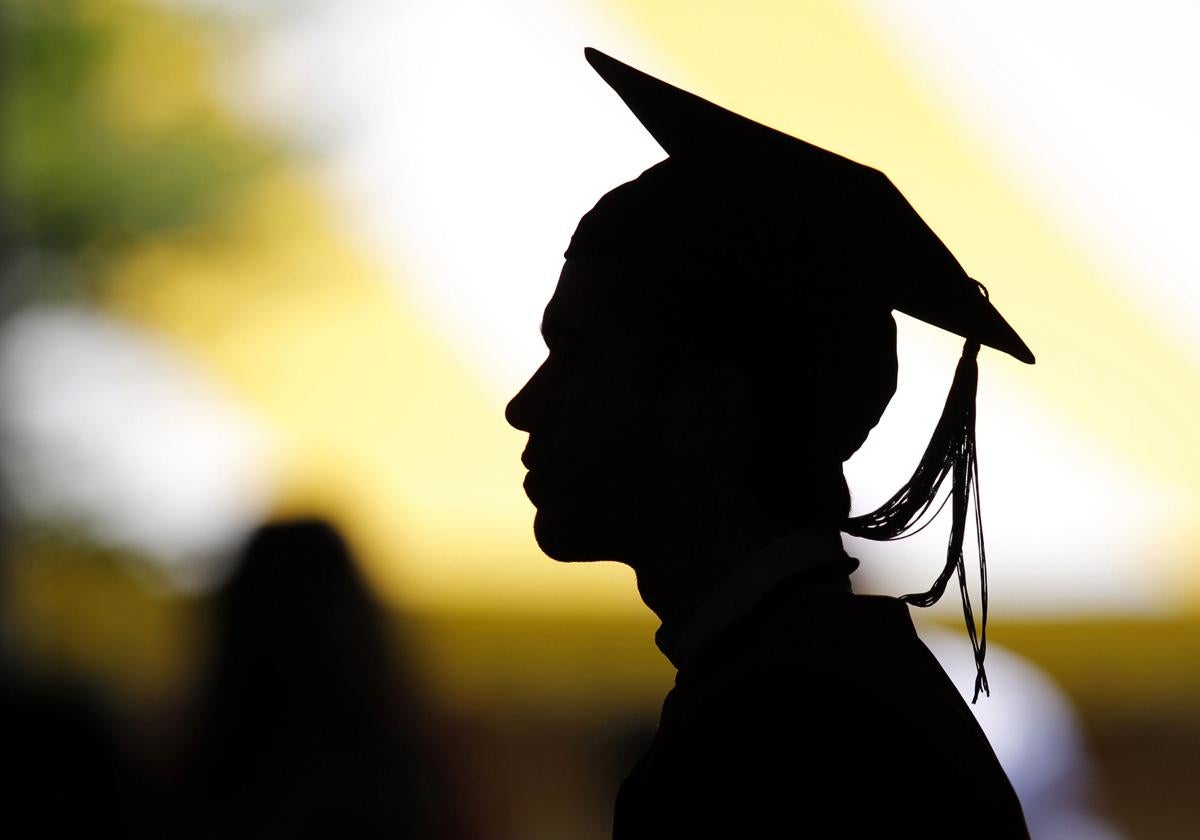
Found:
522,469 -> 545,504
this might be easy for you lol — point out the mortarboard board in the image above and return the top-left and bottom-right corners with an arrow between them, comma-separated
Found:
573,47 -> 1033,364
568,48 -> 1036,701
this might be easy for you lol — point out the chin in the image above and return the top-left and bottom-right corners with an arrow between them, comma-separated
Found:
532,506 -> 624,564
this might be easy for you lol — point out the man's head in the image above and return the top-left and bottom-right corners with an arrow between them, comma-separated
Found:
505,48 -> 1031,566
504,240 -> 898,564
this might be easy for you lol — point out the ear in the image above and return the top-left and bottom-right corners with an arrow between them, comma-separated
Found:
668,363 -> 752,454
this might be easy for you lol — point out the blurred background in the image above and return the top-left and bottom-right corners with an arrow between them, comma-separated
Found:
1,0 -> 1197,837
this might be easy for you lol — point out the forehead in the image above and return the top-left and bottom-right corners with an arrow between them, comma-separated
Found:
542,259 -> 636,338
544,259 -> 713,393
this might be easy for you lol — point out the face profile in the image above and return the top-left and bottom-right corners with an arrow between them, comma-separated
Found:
505,260 -> 704,564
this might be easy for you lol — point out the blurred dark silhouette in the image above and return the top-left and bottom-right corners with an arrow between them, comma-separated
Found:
0,653 -> 148,835
173,518 -> 461,839
506,50 -> 1031,837
0,505 -> 150,834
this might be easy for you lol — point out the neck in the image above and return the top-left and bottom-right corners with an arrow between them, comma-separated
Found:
627,489 -> 789,639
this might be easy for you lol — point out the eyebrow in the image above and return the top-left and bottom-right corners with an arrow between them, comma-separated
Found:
539,319 -> 582,345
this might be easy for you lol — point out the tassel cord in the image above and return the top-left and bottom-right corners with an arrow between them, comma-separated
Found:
843,339 -> 991,702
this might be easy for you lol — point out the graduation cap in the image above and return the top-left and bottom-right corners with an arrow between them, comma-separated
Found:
568,48 -> 1035,701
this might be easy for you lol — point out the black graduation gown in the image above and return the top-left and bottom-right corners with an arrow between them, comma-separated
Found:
613,569 -> 1029,838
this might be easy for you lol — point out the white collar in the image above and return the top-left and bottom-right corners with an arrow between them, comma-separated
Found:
655,528 -> 849,669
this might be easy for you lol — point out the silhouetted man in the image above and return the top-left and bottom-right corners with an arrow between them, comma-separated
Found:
506,49 -> 1031,838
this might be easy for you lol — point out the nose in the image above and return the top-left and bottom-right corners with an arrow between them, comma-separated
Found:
505,361 -> 544,432
504,388 -> 528,432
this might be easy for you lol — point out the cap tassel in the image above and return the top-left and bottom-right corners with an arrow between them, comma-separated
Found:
844,338 -> 990,702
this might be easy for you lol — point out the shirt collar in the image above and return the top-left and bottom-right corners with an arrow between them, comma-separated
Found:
654,528 -> 849,670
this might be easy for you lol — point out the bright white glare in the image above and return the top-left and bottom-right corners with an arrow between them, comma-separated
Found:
920,625 -> 1123,840
854,0 -> 1200,363
0,307 -> 277,590
218,0 -> 665,396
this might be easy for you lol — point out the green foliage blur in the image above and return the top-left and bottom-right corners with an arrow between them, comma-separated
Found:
0,0 -> 273,306
0,0 -> 284,676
